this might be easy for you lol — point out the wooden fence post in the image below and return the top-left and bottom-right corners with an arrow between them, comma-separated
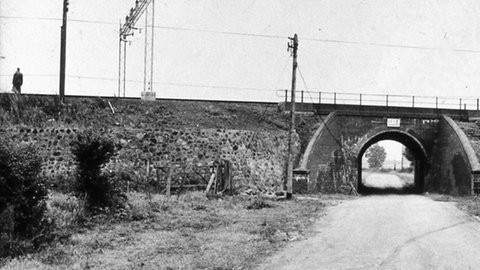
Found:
166,166 -> 172,196
227,160 -> 233,195
146,159 -> 150,178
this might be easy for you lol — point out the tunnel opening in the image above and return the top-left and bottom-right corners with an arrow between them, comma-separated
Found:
357,131 -> 427,195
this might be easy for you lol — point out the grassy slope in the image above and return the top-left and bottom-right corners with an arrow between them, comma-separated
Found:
429,194 -> 480,221
0,96 -> 331,269
2,192 -> 334,270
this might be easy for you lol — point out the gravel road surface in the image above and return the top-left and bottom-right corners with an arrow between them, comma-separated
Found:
259,194 -> 480,270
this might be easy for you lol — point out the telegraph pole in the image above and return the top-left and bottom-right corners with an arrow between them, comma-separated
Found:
59,0 -> 69,102
285,33 -> 298,200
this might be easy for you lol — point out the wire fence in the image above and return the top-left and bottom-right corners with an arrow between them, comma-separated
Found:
278,90 -> 480,111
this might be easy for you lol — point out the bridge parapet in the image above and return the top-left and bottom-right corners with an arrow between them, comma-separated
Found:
283,102 -> 471,120
279,90 -> 480,111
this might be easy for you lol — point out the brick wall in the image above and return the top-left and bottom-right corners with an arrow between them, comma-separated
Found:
428,116 -> 480,195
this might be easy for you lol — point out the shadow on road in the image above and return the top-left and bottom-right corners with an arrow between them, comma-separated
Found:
359,186 -> 420,195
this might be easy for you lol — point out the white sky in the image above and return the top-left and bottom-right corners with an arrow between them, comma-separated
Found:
2,0 -> 480,102
377,140 -> 403,161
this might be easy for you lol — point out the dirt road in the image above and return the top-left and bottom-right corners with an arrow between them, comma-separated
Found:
363,172 -> 413,189
259,195 -> 480,270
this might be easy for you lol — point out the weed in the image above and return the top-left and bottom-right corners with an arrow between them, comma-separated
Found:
260,222 -> 277,243
1,192 -> 328,269
246,196 -> 273,210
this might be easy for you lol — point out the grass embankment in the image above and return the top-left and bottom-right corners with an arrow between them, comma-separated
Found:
2,192 -> 328,270
429,194 -> 480,218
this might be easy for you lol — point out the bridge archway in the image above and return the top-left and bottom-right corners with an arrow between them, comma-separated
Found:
356,130 -> 428,194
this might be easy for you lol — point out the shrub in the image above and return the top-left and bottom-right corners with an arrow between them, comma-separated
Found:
246,196 -> 273,210
44,172 -> 76,193
0,138 -> 49,257
71,132 -> 126,212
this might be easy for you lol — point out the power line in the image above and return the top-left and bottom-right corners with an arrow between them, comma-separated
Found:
0,15 -> 60,21
151,25 -> 286,40
297,64 -> 342,148
303,37 -> 480,54
69,18 -> 117,26
6,73 -> 276,93
0,15 -> 117,26
4,15 -> 480,54
272,56 -> 291,91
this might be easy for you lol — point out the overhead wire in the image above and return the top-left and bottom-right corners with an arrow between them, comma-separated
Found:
3,15 -> 480,54
303,37 -> 480,54
297,64 -> 343,148
274,56 -> 292,90
0,73 -> 277,93
5,14 -> 480,104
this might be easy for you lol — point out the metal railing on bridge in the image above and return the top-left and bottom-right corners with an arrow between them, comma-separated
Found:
278,90 -> 480,111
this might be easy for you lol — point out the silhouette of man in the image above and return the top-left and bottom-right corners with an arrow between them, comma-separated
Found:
12,68 -> 23,93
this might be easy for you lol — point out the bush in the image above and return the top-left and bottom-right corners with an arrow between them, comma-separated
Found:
0,138 -> 49,257
43,192 -> 86,243
71,132 -> 126,212
246,196 -> 273,210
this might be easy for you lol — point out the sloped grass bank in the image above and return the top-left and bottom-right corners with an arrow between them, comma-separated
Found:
2,192 -> 328,270
429,193 -> 480,218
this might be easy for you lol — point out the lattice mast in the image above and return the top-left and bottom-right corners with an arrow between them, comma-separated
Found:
118,0 -> 155,97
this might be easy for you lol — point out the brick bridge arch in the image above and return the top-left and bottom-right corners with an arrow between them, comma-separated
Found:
355,130 -> 428,194
298,110 -> 480,195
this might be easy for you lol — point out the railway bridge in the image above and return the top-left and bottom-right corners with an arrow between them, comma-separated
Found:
284,92 -> 480,195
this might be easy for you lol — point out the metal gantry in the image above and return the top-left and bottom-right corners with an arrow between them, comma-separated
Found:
118,0 -> 155,98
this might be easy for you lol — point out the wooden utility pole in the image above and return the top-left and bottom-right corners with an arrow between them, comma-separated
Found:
285,33 -> 298,200
59,0 -> 69,102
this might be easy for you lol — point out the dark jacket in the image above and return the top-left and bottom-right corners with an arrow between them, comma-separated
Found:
12,71 -> 23,86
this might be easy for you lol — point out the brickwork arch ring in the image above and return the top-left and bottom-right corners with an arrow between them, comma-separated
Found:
355,130 -> 428,194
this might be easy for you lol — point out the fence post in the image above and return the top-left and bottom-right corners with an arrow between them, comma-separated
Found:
319,92 -> 322,104
166,166 -> 172,196
464,104 -> 467,110
477,98 -> 479,111
386,95 -> 389,107
155,169 -> 160,193
301,90 -> 304,104
146,159 -> 150,176
436,97 -> 438,109
460,98 -> 462,110
360,94 -> 362,106
227,160 -> 233,195
412,96 -> 415,108
334,92 -> 337,105
285,89 -> 288,103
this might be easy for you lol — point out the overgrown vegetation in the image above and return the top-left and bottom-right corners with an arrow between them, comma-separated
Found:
0,137 -> 49,258
0,93 -> 62,126
430,194 -> 480,217
71,132 -> 126,212
0,95 -> 331,268
0,130 -> 129,261
2,192 -> 329,270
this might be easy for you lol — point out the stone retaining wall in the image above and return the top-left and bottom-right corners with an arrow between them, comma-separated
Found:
3,125 -> 298,192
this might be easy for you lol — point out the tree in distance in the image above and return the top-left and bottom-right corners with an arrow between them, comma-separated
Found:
366,143 -> 386,169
